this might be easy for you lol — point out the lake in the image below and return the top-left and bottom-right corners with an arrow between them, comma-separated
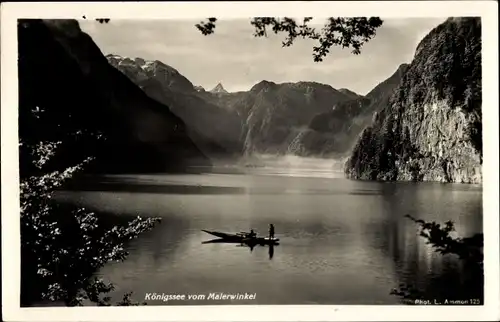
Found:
55,158 -> 483,305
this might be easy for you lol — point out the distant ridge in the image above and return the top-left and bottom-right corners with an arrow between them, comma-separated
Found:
106,54 -> 408,158
338,88 -> 362,99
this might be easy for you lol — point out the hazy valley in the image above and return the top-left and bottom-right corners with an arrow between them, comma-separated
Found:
18,17 -> 482,183
106,54 -> 409,165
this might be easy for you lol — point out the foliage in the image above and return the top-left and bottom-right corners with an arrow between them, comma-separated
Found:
96,18 -> 110,24
197,17 -> 383,62
20,140 -> 161,306
195,17 -> 217,35
19,18 -> 163,307
404,214 -> 483,265
390,214 -> 483,303
96,16 -> 383,62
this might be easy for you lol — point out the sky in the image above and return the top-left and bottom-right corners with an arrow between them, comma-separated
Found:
79,17 -> 446,95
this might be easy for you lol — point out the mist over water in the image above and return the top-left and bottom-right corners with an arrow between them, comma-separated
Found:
211,154 -> 347,179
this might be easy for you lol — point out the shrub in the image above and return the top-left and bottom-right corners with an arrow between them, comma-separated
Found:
20,140 -> 161,306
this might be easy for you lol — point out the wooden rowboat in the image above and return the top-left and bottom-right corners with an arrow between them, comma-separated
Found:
201,230 -> 280,244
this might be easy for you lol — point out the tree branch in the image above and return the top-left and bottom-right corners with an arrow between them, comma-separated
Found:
197,17 -> 383,62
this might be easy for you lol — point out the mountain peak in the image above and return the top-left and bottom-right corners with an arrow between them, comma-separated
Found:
250,80 -> 277,92
210,82 -> 228,94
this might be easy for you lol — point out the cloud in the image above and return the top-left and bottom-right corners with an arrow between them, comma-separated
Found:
79,17 -> 445,94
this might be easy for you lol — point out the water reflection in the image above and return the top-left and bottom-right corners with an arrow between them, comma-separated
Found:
142,215 -> 191,265
56,171 -> 482,305
201,238 -> 278,259
269,244 -> 275,260
357,181 -> 483,303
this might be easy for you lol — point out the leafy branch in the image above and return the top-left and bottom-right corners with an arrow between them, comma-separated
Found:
97,17 -> 384,62
195,17 -> 217,35
196,17 -> 383,62
404,214 -> 483,266
390,214 -> 484,303
20,129 -> 160,306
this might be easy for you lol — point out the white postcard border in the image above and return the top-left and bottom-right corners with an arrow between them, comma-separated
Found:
1,1 -> 499,321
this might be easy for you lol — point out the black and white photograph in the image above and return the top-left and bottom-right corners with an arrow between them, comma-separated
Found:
1,1 -> 499,321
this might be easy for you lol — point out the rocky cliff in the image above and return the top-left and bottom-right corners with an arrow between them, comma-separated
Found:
18,19 -> 210,176
345,17 -> 482,183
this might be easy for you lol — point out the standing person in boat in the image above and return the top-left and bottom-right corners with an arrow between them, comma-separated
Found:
247,229 -> 257,239
269,224 -> 275,239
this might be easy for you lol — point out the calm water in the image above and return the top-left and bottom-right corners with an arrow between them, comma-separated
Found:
55,160 -> 483,305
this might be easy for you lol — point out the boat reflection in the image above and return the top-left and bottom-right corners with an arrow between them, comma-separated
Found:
202,238 -> 278,259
